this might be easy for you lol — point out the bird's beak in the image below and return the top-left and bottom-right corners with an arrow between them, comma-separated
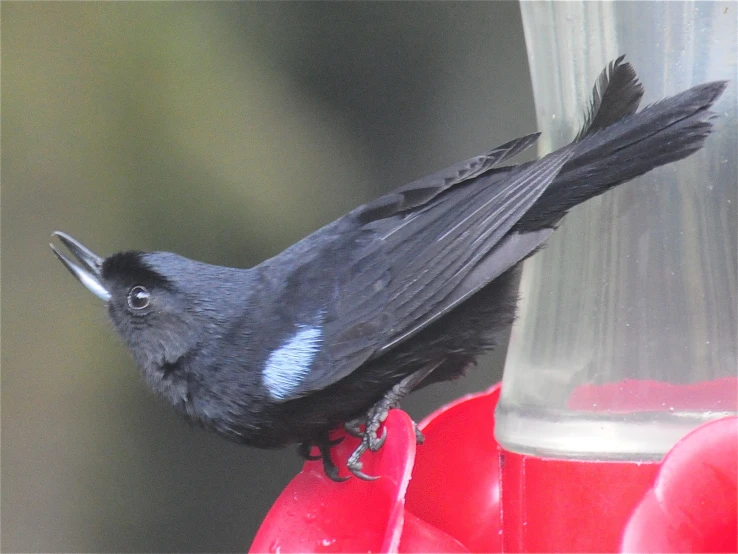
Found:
50,231 -> 111,302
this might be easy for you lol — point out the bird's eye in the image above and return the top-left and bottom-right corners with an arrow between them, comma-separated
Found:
127,286 -> 151,310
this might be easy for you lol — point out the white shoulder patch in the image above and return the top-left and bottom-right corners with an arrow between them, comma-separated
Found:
263,324 -> 323,401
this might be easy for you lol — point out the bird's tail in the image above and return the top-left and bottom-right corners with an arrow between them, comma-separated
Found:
515,56 -> 728,232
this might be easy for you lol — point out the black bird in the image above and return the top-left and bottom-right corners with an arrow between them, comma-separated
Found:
51,58 -> 726,480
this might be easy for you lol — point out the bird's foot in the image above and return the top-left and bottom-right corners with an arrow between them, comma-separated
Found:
298,435 -> 348,482
344,365 -> 436,480
345,413 -> 425,445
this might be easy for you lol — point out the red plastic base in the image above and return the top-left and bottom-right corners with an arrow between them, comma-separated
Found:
500,451 -> 659,552
251,383 -> 737,553
499,415 -> 738,553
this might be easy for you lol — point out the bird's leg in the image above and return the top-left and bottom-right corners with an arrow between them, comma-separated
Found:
345,363 -> 439,480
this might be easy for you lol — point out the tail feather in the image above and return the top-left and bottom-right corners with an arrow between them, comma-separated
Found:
515,59 -> 727,233
575,54 -> 644,140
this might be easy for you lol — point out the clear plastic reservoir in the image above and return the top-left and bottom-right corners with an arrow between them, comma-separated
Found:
495,1 -> 737,460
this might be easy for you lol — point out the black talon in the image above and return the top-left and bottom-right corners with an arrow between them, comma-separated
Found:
298,441 -> 322,461
318,440 -> 349,482
301,434 -> 350,481
323,461 -> 350,482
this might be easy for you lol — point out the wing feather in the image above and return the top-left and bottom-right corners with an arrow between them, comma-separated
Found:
277,144 -> 572,399
378,148 -> 574,348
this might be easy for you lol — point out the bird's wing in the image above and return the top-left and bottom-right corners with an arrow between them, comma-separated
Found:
271,138 -> 573,400
265,56 -> 724,402
363,147 -> 573,355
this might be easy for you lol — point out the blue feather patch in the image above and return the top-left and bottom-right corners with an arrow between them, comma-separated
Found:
263,324 -> 323,401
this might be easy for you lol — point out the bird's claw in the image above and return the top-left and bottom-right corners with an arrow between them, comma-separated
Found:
322,441 -> 350,482
341,366 -> 438,480
299,436 -> 349,482
368,425 -> 388,451
346,442 -> 380,481
336,412 -> 420,480
345,417 -> 387,452
343,398 -> 391,478
323,461 -> 350,483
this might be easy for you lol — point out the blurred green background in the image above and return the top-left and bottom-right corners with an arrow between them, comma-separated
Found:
2,2 -> 536,552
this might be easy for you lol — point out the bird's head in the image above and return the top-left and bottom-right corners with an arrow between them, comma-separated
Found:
50,231 -> 242,404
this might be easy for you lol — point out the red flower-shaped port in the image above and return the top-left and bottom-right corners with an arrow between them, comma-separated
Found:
621,415 -> 738,553
250,381 -> 737,553
250,385 -> 504,553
